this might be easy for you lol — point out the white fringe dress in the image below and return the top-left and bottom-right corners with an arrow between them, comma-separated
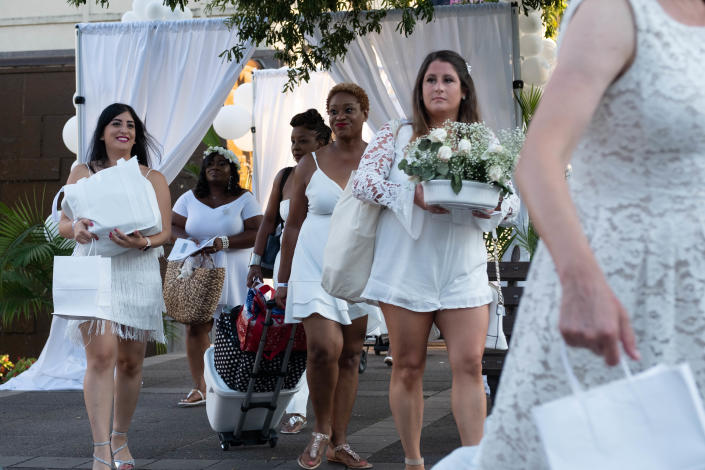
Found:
67,242 -> 166,345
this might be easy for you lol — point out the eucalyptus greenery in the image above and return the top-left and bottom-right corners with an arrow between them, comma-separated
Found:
68,0 -> 566,90
0,192 -> 75,326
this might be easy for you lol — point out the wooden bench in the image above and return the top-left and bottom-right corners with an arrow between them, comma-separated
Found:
483,245 -> 530,408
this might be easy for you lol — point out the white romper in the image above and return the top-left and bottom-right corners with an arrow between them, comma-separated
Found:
352,122 -> 519,312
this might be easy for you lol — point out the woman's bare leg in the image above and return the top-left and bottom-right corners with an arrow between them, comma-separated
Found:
434,305 -> 489,445
184,321 -> 213,401
381,303 -> 434,469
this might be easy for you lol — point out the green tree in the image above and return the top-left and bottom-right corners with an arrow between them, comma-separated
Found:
68,0 -> 565,90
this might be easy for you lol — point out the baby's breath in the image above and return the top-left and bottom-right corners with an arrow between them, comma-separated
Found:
398,120 -> 524,195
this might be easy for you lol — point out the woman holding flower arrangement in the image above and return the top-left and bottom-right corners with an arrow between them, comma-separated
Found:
351,50 -> 521,469
171,146 -> 262,407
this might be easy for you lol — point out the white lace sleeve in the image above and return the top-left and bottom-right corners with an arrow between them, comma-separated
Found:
352,121 -> 421,238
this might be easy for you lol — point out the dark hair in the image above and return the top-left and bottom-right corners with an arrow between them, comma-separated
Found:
87,103 -> 160,168
193,151 -> 243,198
411,50 -> 480,137
290,109 -> 332,145
326,83 -> 370,114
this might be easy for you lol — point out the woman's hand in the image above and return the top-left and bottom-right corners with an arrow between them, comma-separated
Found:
414,184 -> 449,214
73,219 -> 98,244
201,237 -> 224,254
558,269 -> 641,366
275,286 -> 287,309
109,228 -> 148,250
247,265 -> 263,288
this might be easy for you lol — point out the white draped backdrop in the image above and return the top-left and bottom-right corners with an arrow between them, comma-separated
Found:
76,19 -> 254,183
253,3 -> 517,204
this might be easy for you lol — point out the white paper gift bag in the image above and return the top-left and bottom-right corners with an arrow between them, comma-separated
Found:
532,344 -> 705,470
52,244 -> 112,321
52,157 -> 161,257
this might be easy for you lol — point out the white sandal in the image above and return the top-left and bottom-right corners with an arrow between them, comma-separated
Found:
177,388 -> 206,407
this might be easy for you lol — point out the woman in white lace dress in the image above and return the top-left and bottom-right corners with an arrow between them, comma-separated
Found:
275,84 -> 374,469
352,51 -> 518,470
476,0 -> 705,468
58,103 -> 171,470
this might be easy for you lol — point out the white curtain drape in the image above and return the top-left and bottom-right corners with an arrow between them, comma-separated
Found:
324,3 -> 516,131
251,69 -> 374,203
76,19 -> 254,182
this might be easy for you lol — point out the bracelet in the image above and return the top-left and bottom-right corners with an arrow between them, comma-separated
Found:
141,237 -> 152,251
249,252 -> 262,267
220,235 -> 229,250
278,282 -> 288,288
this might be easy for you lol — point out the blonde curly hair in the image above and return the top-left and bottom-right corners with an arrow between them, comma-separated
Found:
326,83 -> 370,113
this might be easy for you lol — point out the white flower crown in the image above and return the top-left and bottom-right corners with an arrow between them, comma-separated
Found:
203,146 -> 240,169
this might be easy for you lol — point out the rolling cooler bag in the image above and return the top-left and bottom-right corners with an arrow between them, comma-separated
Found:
207,286 -> 307,449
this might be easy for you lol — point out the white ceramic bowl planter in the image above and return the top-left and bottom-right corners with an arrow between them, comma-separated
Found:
421,180 -> 500,210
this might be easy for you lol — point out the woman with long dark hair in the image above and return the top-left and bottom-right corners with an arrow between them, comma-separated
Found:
351,51 -> 519,469
58,102 -> 172,470
171,146 -> 262,406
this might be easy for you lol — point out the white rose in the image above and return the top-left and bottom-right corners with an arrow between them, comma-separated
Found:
488,165 -> 504,182
487,143 -> 504,154
429,128 -> 447,143
437,145 -> 452,162
457,138 -> 472,156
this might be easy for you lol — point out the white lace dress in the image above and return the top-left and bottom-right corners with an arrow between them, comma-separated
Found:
352,122 -> 519,311
477,1 -> 705,468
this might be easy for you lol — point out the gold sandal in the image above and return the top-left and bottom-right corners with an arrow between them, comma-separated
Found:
297,431 -> 329,469
327,442 -> 373,469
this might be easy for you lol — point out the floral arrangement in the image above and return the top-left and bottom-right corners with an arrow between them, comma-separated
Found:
398,121 -> 525,195
0,355 -> 37,384
203,146 -> 240,169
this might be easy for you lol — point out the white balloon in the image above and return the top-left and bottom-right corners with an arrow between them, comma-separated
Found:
132,0 -> 151,20
520,33 -> 543,57
121,11 -> 138,22
62,116 -> 78,154
233,131 -> 254,152
145,1 -> 166,20
213,105 -> 252,140
232,82 -> 254,113
521,57 -> 551,86
541,38 -> 557,64
518,11 -> 543,35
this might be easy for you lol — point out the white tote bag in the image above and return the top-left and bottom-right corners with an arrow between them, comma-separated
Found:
52,242 -> 112,321
321,170 -> 381,303
532,343 -> 705,470
52,157 -> 161,257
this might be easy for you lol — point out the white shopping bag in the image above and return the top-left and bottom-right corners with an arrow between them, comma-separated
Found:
52,243 -> 112,321
532,343 -> 705,470
52,157 -> 161,257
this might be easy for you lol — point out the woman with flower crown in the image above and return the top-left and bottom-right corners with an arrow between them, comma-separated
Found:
351,50 -> 519,470
171,146 -> 262,407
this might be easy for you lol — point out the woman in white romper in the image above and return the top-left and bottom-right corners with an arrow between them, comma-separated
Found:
275,84 -> 375,470
58,103 -> 172,470
246,109 -> 332,434
172,146 -> 262,406
474,0 -> 705,468
352,51 -> 518,470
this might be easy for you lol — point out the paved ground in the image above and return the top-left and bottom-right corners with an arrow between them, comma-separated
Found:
0,345 -> 461,470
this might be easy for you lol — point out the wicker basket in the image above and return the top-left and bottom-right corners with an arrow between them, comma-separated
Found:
163,254 -> 225,324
